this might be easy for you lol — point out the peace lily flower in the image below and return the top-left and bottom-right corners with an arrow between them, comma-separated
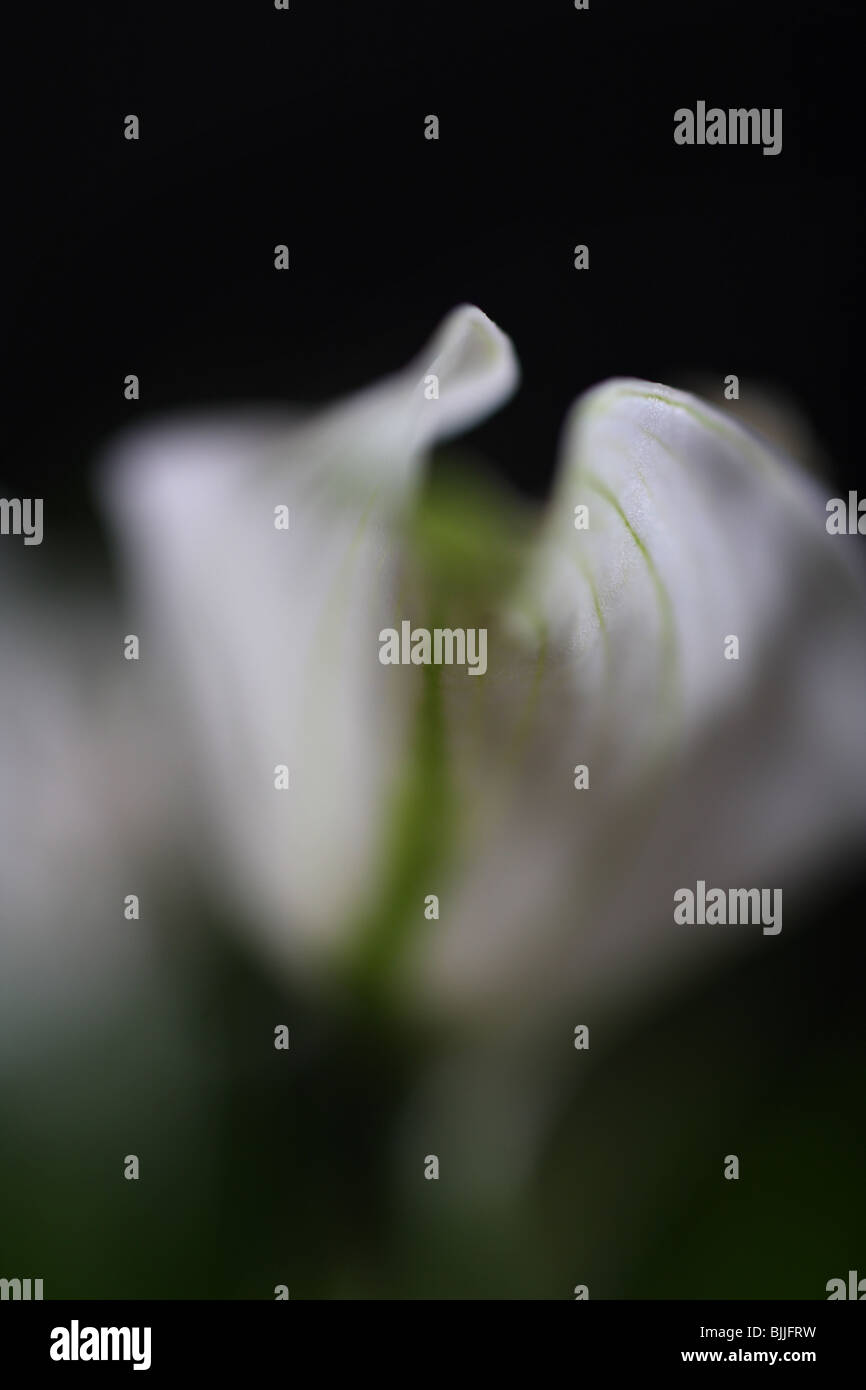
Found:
99,306 -> 866,1031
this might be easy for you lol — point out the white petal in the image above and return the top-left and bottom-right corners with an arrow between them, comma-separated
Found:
414,380 -> 866,1018
0,559 -> 169,1051
98,307 -> 519,973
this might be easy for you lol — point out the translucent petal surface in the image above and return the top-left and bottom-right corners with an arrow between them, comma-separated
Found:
416,380 -> 866,1018
100,307 -> 519,972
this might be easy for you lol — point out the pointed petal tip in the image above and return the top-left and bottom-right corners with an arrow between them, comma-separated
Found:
413,303 -> 520,443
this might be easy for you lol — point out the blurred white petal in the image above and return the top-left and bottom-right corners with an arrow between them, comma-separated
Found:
415,379 -> 866,1018
99,306 -> 519,973
673,373 -> 830,476
0,560 -> 171,1056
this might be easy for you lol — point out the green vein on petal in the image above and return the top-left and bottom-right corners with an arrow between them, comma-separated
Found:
598,385 -> 775,474
582,468 -> 679,726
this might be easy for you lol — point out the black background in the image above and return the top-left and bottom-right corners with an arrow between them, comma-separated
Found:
5,0 -> 863,511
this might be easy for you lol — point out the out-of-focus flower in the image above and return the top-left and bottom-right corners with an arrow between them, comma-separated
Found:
98,308 -> 518,976
0,558 -> 173,1056
98,306 -> 866,1025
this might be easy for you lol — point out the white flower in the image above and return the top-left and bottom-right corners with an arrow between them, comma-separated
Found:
0,557 -> 172,1053
99,305 -> 866,1023
99,308 -> 517,972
